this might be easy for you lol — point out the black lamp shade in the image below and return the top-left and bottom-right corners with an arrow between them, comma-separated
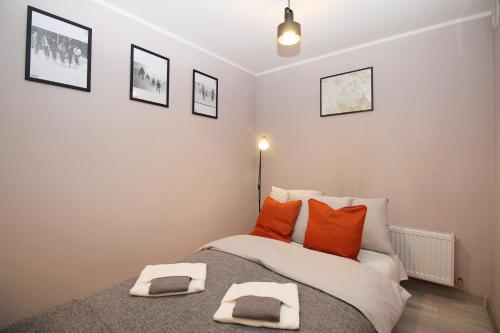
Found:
277,8 -> 301,46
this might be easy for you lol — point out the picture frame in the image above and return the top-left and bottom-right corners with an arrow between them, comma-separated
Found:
130,44 -> 170,108
25,6 -> 92,92
320,67 -> 373,117
192,70 -> 218,119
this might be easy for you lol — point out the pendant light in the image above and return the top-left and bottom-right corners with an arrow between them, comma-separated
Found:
277,0 -> 301,46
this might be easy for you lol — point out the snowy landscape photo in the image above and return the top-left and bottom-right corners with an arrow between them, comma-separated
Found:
192,70 -> 218,119
130,45 -> 169,107
26,7 -> 91,91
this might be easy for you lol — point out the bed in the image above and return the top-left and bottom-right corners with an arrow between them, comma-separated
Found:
1,235 -> 409,333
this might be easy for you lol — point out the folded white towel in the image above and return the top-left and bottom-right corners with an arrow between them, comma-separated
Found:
213,282 -> 300,330
129,263 -> 206,297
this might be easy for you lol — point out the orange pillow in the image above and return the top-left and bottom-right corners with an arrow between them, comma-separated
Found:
251,197 -> 302,243
304,199 -> 367,260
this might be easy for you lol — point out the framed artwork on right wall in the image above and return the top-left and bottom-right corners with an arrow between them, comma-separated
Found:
320,67 -> 373,117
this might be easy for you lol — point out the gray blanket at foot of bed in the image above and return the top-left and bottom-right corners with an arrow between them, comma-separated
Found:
1,250 -> 375,333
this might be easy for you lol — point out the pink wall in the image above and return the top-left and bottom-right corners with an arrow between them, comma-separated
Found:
491,23 -> 500,326
0,0 -> 256,327
256,18 -> 494,296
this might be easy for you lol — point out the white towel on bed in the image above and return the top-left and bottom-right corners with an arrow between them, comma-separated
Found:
213,282 -> 300,330
129,263 -> 206,297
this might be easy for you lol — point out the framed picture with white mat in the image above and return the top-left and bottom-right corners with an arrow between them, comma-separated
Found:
192,70 -> 218,119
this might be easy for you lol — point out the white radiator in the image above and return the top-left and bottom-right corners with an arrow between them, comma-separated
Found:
389,225 -> 455,286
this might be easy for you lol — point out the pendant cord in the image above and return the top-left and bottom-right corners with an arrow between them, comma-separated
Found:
288,0 -> 290,8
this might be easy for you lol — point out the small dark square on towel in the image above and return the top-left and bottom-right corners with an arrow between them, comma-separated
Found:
232,296 -> 281,322
149,276 -> 191,295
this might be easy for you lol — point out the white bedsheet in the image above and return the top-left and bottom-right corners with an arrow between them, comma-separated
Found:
359,249 -> 408,283
290,242 -> 407,283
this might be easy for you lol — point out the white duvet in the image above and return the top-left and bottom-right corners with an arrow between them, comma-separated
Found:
291,242 -> 408,283
199,235 -> 410,333
213,282 -> 300,330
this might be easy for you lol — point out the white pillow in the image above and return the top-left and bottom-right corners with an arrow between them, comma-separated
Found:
269,186 -> 324,203
352,197 -> 394,254
269,186 -> 288,203
290,194 -> 352,244
288,189 -> 324,197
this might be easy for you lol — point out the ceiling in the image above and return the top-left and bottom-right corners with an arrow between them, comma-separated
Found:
98,0 -> 492,75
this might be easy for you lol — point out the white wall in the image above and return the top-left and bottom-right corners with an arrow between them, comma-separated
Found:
256,17 -> 494,297
0,0 -> 257,326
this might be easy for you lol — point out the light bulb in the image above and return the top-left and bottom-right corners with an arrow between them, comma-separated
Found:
278,31 -> 301,46
258,137 -> 270,151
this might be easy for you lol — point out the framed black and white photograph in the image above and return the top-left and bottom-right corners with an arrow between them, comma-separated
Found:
320,67 -> 373,117
25,6 -> 92,91
192,70 -> 218,119
130,44 -> 170,108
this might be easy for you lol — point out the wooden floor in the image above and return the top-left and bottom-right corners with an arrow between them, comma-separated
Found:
394,286 -> 494,333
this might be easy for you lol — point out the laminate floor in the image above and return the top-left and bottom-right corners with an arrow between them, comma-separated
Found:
394,287 -> 494,333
